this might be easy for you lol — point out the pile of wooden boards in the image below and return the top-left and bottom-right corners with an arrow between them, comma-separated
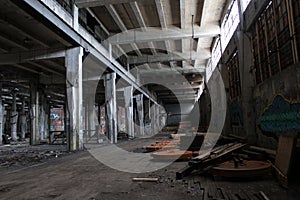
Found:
144,140 -> 179,152
176,143 -> 247,179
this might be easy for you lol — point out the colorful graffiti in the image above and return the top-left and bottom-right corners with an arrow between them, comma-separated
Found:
258,95 -> 300,134
229,101 -> 244,126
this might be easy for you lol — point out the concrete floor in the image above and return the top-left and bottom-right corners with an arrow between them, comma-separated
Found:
0,136 -> 299,200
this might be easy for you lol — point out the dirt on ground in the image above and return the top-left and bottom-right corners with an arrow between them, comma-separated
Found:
0,135 -> 299,200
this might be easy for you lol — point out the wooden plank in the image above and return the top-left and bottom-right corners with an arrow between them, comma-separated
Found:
132,177 -> 159,182
259,191 -> 270,200
275,134 -> 297,176
272,163 -> 288,188
248,146 -> 276,156
216,188 -> 226,200
177,143 -> 247,179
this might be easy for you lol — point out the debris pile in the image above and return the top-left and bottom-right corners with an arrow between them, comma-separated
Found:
176,142 -> 275,180
0,144 -> 68,169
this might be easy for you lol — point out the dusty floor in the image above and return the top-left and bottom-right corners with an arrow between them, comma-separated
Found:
0,135 -> 299,200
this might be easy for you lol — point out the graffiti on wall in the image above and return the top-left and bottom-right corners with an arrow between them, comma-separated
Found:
258,95 -> 300,135
229,101 -> 244,126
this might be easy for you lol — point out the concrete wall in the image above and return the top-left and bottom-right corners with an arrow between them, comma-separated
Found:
212,0 -> 300,149
253,64 -> 300,149
165,103 -> 194,126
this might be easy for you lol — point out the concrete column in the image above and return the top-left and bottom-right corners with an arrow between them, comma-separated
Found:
64,104 -> 70,148
160,106 -> 166,130
66,47 -> 84,151
73,4 -> 79,31
20,99 -> 26,140
39,89 -> 46,141
124,86 -> 134,137
236,0 -> 256,144
105,72 -> 117,144
0,83 -> 3,144
136,94 -> 144,136
150,102 -> 155,135
84,103 -> 88,142
44,102 -> 49,141
237,31 -> 256,144
84,97 -> 96,142
88,99 -> 96,138
155,104 -> 160,133
144,98 -> 150,135
30,81 -> 40,145
10,92 -> 18,140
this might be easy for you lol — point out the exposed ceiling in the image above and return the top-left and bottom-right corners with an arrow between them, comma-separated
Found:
0,0 -> 229,107
76,0 -> 228,104
0,0 -> 68,108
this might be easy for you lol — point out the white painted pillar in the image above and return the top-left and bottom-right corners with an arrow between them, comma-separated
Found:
0,83 -> 3,144
155,104 -> 160,133
84,103 -> 88,143
105,72 -> 117,144
11,93 -> 18,140
136,94 -> 144,136
44,102 -> 49,141
143,98 -> 150,135
124,86 -> 134,137
66,47 -> 84,151
30,81 -> 40,145
73,4 -> 79,31
20,99 -> 26,140
89,99 -> 96,138
150,102 -> 155,135
39,89 -> 46,141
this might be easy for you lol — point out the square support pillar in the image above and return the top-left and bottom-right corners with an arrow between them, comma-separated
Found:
11,92 -> 18,140
105,72 -> 117,144
155,104 -> 160,133
144,98 -> 151,135
150,102 -> 155,135
30,81 -> 40,145
20,99 -> 27,140
0,83 -> 3,145
86,98 -> 96,141
124,86 -> 134,137
39,88 -> 47,141
66,47 -> 84,151
237,30 -> 256,144
136,94 -> 144,136
73,4 -> 79,31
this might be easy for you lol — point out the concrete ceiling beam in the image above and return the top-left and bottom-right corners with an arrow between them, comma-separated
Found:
106,4 -> 144,60
0,32 -> 29,51
0,15 -> 50,48
107,25 -> 220,44
194,0 -> 211,68
0,49 -> 66,65
155,0 -> 175,68
27,61 -> 64,76
128,50 -> 210,64
75,0 -> 143,8
129,1 -> 158,56
150,82 -> 201,90
86,8 -> 128,58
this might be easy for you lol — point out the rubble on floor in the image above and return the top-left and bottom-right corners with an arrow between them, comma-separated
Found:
0,143 -> 70,170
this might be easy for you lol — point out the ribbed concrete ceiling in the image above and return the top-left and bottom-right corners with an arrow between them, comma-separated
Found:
76,0 -> 228,103
76,0 -> 227,75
